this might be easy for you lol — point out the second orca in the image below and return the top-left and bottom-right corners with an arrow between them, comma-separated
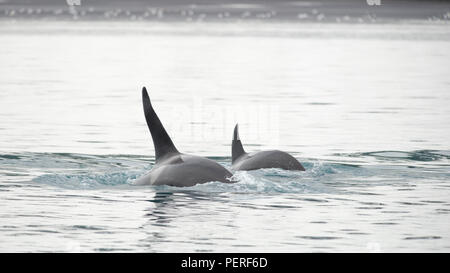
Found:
231,124 -> 305,172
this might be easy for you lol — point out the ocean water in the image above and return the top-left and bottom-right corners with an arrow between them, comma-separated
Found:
0,20 -> 450,252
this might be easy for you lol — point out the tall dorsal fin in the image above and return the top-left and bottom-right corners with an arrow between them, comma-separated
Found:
232,124 -> 246,163
142,87 -> 179,162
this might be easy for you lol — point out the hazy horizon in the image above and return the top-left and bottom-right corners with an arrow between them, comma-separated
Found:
1,0 -> 449,23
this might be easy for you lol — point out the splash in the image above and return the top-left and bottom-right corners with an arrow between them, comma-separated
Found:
0,150 -> 443,193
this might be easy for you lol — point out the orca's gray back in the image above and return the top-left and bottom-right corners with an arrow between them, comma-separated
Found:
231,124 -> 305,171
135,154 -> 233,187
232,150 -> 305,171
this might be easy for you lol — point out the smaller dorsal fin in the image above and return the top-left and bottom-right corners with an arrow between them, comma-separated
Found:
142,87 -> 179,162
232,124 -> 246,163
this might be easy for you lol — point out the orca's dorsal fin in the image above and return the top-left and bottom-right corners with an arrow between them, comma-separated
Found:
142,87 -> 179,162
232,124 -> 246,163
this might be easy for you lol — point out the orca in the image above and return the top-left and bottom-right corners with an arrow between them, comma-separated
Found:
134,87 -> 233,187
231,124 -> 305,171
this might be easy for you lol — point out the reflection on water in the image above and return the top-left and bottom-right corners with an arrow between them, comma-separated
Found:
0,20 -> 449,252
0,150 -> 449,252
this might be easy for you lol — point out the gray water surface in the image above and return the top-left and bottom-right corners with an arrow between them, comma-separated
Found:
0,20 -> 449,252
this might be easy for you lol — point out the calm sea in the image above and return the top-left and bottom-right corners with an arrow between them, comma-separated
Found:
0,20 -> 449,252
